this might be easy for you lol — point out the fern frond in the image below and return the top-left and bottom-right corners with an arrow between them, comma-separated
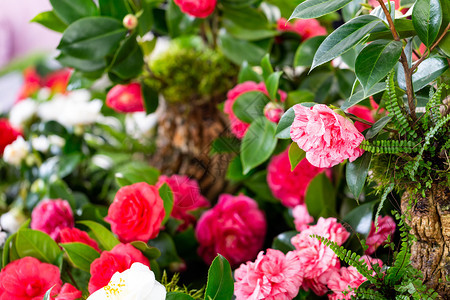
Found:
424,83 -> 449,126
374,183 -> 394,230
360,139 -> 417,154
355,287 -> 387,299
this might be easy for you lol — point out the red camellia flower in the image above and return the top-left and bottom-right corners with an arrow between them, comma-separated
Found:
88,243 -> 150,294
56,284 -> 82,300
0,119 -> 21,155
0,256 -> 62,300
173,0 -> 216,18
16,68 -> 71,101
195,194 -> 267,267
59,227 -> 101,252
106,182 -> 165,243
106,83 -> 145,113
43,69 -> 72,95
30,199 -> 74,241
16,68 -> 42,101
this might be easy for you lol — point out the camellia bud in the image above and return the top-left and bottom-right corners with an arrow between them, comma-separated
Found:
264,102 -> 284,124
123,14 -> 138,30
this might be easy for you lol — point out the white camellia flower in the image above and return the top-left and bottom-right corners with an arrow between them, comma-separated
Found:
31,135 -> 50,152
3,137 -> 29,166
0,208 -> 27,233
125,112 -> 158,139
87,262 -> 166,300
9,99 -> 38,129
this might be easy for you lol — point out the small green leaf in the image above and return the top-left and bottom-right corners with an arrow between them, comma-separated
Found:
130,241 -> 161,261
50,0 -> 98,24
346,152 -> 372,200
15,229 -> 62,265
31,11 -> 68,33
355,39 -> 403,94
77,221 -> 119,251
166,0 -> 200,38
412,0 -> 442,47
166,292 -> 196,300
305,173 -> 336,219
205,255 -> 234,300
265,71 -> 283,100
261,54 -> 274,80
341,82 -> 386,110
115,163 -> 160,186
210,136 -> 241,154
219,32 -> 271,65
159,183 -> 174,225
241,117 -> 277,174
148,232 -> 182,268
275,107 -> 295,139
99,0 -> 129,20
108,34 -> 144,81
61,242 -> 100,272
288,142 -> 306,171
233,91 -> 270,123
141,84 -> 159,114
58,153 -> 82,178
238,61 -> 262,83
43,286 -> 55,300
272,231 -> 297,254
343,201 -> 376,237
290,0 -> 353,20
294,36 -> 326,67
366,115 -> 392,139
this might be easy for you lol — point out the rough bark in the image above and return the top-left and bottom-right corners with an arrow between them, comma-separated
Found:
401,184 -> 450,298
149,98 -> 235,200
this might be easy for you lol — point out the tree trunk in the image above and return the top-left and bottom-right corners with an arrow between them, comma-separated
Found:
149,98 -> 235,200
401,184 -> 450,297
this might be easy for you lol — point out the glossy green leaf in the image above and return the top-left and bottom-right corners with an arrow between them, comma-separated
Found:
312,15 -> 382,70
244,170 -> 279,203
130,241 -> 161,260
219,32 -> 271,65
271,231 -> 297,254
167,0 -> 200,38
341,82 -> 386,110
233,91 -> 270,123
355,39 -> 403,93
58,17 -> 127,60
43,287 -> 54,300
305,173 -> 336,219
265,71 -> 283,100
398,57 -> 448,92
294,36 -> 326,67
57,53 -> 107,73
61,242 -> 100,272
115,163 -> 160,186
221,0 -> 259,8
346,152 -> 372,200
148,232 -> 182,268
343,201 -> 376,237
15,229 -> 62,264
99,0 -> 129,20
370,1 -> 396,24
77,221 -> 119,251
2,232 -> 19,268
142,83 -> 159,114
205,255 -> 234,300
58,153 -> 82,178
224,22 -> 278,41
290,0 -> 353,20
238,61 -> 263,83
366,115 -> 392,139
109,34 -> 144,80
159,183 -> 174,225
241,117 -> 277,174
412,0 -> 442,47
275,106 -> 295,139
50,0 -> 98,24
67,71 -> 96,90
288,142 -> 306,171
31,11 -> 67,33
368,19 -> 415,41
210,136 -> 241,154
166,292 -> 196,300
261,54 -> 274,80
223,6 -> 269,30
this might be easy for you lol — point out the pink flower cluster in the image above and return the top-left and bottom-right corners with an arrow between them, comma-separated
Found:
31,199 -> 74,241
292,204 -> 314,231
290,104 -> 364,168
277,18 -> 327,40
365,216 -> 396,255
156,174 -> 209,231
267,149 -> 326,207
234,249 -> 304,300
224,81 -> 287,139
195,194 -> 266,267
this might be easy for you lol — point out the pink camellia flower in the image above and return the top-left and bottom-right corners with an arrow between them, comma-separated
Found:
56,283 -> 82,300
106,182 -> 165,243
277,18 -> 327,40
290,104 -> 365,168
173,0 -> 216,18
234,249 -> 304,300
106,82 -> 145,113
224,81 -> 287,139
292,204 -> 314,231
0,256 -> 62,300
31,199 -> 74,241
195,194 -> 267,267
267,149 -> 326,207
88,243 -> 150,294
291,217 -> 350,295
365,216 -> 396,255
59,227 -> 101,252
156,175 -> 209,231
264,102 -> 284,123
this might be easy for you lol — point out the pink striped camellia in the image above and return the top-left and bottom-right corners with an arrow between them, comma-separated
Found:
106,82 -> 145,113
277,18 -> 327,40
31,199 -> 74,241
174,0 -> 216,18
195,194 -> 266,267
290,104 -> 364,168
234,249 -> 304,300
365,216 -> 396,255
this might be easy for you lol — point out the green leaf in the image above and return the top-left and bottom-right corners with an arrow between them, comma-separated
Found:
355,39 -> 403,93
61,242 -> 100,272
57,17 -> 127,60
148,232 -> 182,268
288,142 -> 306,171
289,0 -> 353,20
241,117 -> 277,174
366,115 -> 392,139
167,0 -> 200,38
141,83 -> 159,114
275,107 -> 295,139
222,6 -> 269,30
265,71 -> 283,100
205,255 -> 234,300
346,152 -> 372,200
272,231 -> 297,254
294,36 -> 326,67
115,163 -> 160,186
244,170 -> 279,203
50,0 -> 98,24
341,82 -> 386,110
130,241 -> 161,260
77,221 -> 119,251
43,286 -> 55,300
2,232 -> 19,268
305,173 -> 336,219
99,0 -> 129,20
224,21 -> 278,41
398,57 -> 448,92
67,71 -> 96,90
343,201 -> 376,237
57,53 -> 107,73
312,15 -> 382,70
58,153 -> 82,178
221,0 -> 259,8
233,91 -> 270,123
238,61 -> 263,83
159,183 -> 174,225
412,0 -> 442,47
210,136 -> 241,154
219,32 -> 271,65
109,34 -> 144,81
370,1 -> 396,24
31,11 -> 68,33
261,54 -> 274,80
15,229 -> 62,264
166,292 -> 196,300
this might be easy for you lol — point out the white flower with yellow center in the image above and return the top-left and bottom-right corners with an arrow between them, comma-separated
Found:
87,262 -> 166,300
